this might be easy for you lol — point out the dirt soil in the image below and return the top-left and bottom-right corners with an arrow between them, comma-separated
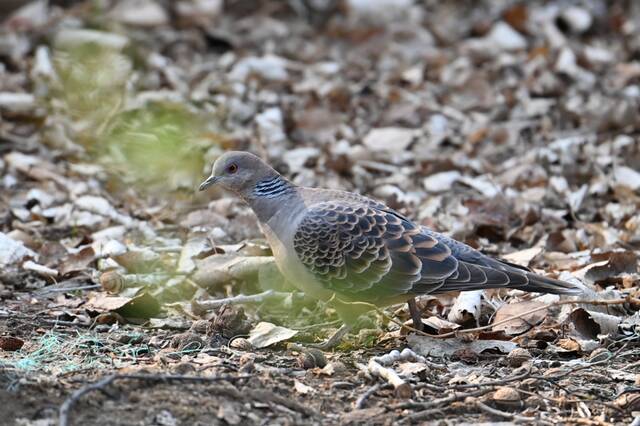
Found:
1,0 -> 640,425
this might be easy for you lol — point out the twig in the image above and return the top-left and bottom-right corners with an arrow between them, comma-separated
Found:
343,297 -> 638,339
58,373 -> 252,426
396,389 -> 493,423
476,400 -> 551,425
355,384 -> 386,409
38,284 -> 101,294
59,375 -> 118,426
435,297 -> 638,339
197,290 -> 305,310
360,360 -> 412,399
373,348 -> 446,371
515,388 -> 624,413
448,368 -> 533,390
394,388 -> 493,411
247,389 -> 317,417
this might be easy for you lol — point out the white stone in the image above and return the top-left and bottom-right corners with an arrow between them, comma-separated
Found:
584,45 -> 614,65
347,0 -> 414,22
0,232 -> 36,267
0,92 -> 36,112
230,55 -> 288,82
560,6 -> 592,34
614,166 -> 640,191
486,22 -> 527,51
283,147 -> 321,173
255,108 -> 287,157
23,260 -> 58,277
54,29 -> 129,50
363,127 -> 415,152
423,171 -> 461,193
109,0 -> 168,27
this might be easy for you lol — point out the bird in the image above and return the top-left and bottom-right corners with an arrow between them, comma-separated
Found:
199,151 -> 582,349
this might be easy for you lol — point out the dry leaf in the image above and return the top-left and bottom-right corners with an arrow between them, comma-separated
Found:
85,292 -> 160,319
501,247 -> 542,267
448,290 -> 481,325
294,380 -> 314,395
568,308 -> 622,340
492,301 -> 547,335
407,335 -> 517,358
246,322 -> 298,349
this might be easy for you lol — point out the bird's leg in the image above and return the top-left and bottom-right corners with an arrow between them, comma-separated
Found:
407,298 -> 424,331
309,323 -> 352,351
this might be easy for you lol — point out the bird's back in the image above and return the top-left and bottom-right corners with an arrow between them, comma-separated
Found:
287,187 -> 581,305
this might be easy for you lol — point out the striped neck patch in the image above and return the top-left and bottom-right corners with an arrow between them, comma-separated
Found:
253,176 -> 292,198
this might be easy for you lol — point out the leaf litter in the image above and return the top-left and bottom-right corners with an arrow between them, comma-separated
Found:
1,0 -> 640,425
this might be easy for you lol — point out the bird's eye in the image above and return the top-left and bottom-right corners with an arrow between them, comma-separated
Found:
227,163 -> 238,174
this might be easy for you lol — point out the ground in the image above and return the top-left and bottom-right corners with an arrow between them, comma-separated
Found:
1,0 -> 640,425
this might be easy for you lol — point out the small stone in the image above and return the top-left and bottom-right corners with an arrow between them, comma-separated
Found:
283,147 -> 321,173
0,336 -> 24,351
587,348 -> 612,363
423,171 -> 461,193
0,92 -> 36,113
54,29 -> 129,50
363,127 -> 415,153
614,166 -> 640,191
230,337 -> 253,351
109,0 -> 169,27
0,232 -> 37,267
485,22 -> 527,51
559,6 -> 592,34
238,353 -> 255,367
230,55 -> 288,82
296,349 -> 327,369
507,348 -> 533,367
492,386 -> 521,406
321,361 -> 347,376
255,107 -> 287,157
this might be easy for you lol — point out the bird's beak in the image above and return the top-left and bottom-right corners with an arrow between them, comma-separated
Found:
199,175 -> 220,191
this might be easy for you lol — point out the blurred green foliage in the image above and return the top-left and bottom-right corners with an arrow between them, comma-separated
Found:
101,103 -> 213,191
52,42 -> 131,138
50,40 -> 220,193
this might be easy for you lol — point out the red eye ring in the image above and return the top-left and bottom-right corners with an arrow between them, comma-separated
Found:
227,163 -> 238,174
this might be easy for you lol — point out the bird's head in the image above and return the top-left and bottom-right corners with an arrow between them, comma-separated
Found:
199,151 -> 280,198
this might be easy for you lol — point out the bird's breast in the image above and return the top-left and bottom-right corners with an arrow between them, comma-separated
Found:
259,220 -> 334,302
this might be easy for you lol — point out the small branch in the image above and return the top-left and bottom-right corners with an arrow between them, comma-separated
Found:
59,375 -> 117,426
365,359 -> 412,399
58,373 -> 251,426
191,256 -> 276,289
354,384 -> 387,409
476,400 -> 552,425
196,290 -> 305,310
342,297 -> 639,339
372,348 -> 446,371
99,271 -> 171,293
396,389 -> 493,423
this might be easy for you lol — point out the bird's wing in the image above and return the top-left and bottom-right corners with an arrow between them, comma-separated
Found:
292,201 -> 581,301
292,201 -> 459,302
420,229 -> 580,295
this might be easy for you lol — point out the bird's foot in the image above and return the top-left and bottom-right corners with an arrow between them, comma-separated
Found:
308,323 -> 352,351
407,298 -> 425,332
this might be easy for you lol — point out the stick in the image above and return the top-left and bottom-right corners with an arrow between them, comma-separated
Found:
58,373 -> 251,426
476,400 -> 552,425
373,348 -> 446,371
342,297 -> 639,339
196,290 -> 305,310
397,389 -> 493,423
354,384 -> 385,409
366,359 -> 412,399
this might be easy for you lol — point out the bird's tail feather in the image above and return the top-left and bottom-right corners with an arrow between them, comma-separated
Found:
519,272 -> 583,295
